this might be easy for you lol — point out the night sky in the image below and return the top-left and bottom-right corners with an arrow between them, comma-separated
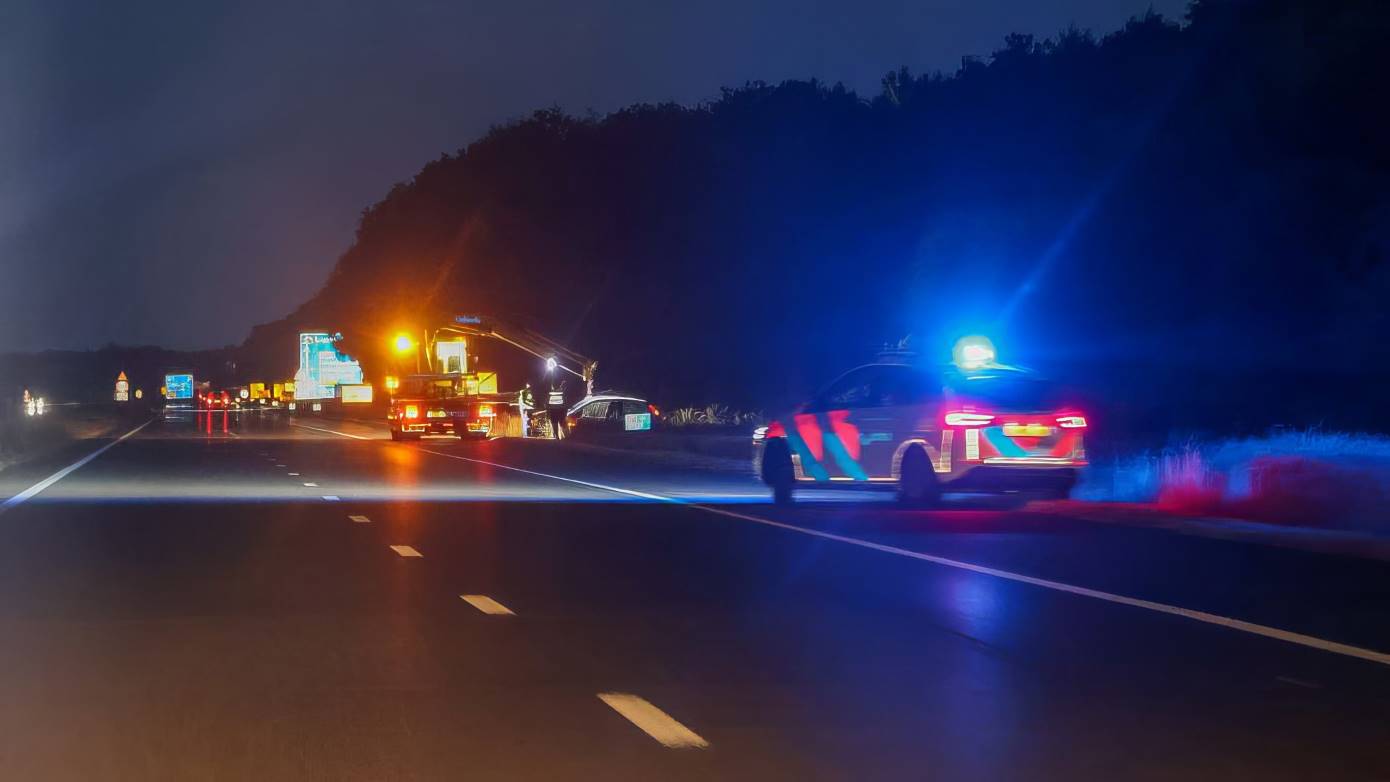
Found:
2,0 -> 1185,353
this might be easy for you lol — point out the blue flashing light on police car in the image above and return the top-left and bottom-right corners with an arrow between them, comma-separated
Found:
952,335 -> 997,371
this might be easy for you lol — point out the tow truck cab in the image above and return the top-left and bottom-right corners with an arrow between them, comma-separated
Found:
754,361 -> 1086,504
387,374 -> 505,441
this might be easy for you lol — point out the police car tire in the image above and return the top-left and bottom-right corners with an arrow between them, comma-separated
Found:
898,447 -> 940,506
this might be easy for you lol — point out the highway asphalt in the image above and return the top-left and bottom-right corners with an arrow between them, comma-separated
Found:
0,413 -> 1386,780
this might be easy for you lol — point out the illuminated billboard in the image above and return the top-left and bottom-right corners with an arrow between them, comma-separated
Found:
293,332 -> 363,400
164,374 -> 194,400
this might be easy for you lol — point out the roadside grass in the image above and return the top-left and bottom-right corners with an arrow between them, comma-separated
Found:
0,405 -> 126,474
662,404 -> 765,430
1076,429 -> 1390,531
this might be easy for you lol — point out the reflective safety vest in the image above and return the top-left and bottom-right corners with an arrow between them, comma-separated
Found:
548,391 -> 565,406
520,388 -> 534,408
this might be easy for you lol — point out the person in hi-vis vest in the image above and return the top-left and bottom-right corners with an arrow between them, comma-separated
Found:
547,381 -> 567,439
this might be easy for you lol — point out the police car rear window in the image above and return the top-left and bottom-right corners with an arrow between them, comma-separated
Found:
944,372 -> 1063,410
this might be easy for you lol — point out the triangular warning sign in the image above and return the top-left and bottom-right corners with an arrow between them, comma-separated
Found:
117,371 -> 128,381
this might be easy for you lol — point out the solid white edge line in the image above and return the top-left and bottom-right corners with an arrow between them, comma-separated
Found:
414,446 -> 669,501
691,505 -> 1390,667
598,693 -> 709,749
461,595 -> 515,615
0,419 -> 153,514
289,421 -> 373,440
306,428 -> 1390,667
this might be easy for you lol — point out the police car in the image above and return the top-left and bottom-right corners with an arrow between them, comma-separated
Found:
753,338 -> 1086,504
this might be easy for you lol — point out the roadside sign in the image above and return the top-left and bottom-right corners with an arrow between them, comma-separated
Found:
164,374 -> 194,400
339,383 -> 374,404
115,371 -> 130,402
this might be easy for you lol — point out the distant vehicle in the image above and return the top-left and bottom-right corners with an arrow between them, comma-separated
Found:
387,373 -> 507,441
753,340 -> 1086,504
563,393 -> 657,438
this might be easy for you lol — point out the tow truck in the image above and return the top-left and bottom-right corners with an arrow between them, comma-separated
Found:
387,374 -> 509,440
386,315 -> 598,441
753,337 -> 1087,504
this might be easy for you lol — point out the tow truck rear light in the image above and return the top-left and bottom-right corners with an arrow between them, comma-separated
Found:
944,411 -> 994,427
403,404 -> 420,419
1056,415 -> 1087,429
648,404 -> 660,417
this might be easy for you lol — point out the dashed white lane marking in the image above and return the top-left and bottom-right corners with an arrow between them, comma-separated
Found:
390,545 -> 422,558
349,515 -> 371,523
306,429 -> 1390,667
275,464 -> 286,468
302,482 -> 318,487
461,595 -> 515,615
598,693 -> 709,749
287,472 -> 300,476
322,495 -> 341,501
0,419 -> 153,515
290,421 -> 373,440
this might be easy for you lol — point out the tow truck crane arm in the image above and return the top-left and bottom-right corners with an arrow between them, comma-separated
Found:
432,315 -> 598,395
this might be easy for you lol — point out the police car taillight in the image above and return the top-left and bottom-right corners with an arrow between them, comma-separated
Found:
944,411 -> 995,427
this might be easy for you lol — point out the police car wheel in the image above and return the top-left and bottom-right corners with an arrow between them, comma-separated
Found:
898,447 -> 940,506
